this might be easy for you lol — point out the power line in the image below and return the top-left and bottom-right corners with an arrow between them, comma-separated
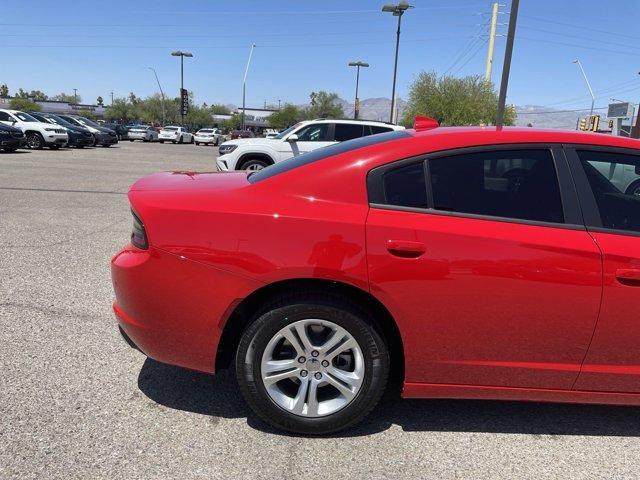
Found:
518,36 -> 640,57
521,14 -> 640,42
452,38 -> 488,75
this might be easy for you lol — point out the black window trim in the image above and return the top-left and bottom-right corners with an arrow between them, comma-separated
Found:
368,143 -> 585,231
564,143 -> 640,238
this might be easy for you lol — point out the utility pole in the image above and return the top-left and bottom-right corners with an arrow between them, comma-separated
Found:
495,0 -> 519,128
110,91 -> 114,105
73,88 -> 78,104
484,2 -> 500,82
278,99 -> 281,110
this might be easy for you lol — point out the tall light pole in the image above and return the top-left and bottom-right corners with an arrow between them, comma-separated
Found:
242,44 -> 256,131
348,61 -> 369,119
110,91 -> 114,106
73,88 -> 78,104
573,59 -> 595,117
148,67 -> 166,126
382,1 -> 413,123
171,50 -> 193,126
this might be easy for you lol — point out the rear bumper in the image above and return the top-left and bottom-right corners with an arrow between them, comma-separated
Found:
111,244 -> 263,373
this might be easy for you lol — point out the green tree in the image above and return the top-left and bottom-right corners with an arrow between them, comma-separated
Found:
97,96 -> 104,105
9,98 -> 41,111
0,84 -> 8,98
76,110 -> 98,120
52,92 -> 81,103
401,71 -> 516,127
306,91 -> 344,119
268,103 -> 305,129
221,114 -> 242,132
105,97 -> 138,123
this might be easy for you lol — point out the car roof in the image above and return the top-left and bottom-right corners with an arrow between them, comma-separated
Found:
306,118 -> 401,127
408,126 -> 640,149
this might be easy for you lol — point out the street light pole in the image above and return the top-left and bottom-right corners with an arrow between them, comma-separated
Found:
148,67 -> 166,126
382,1 -> 413,124
348,61 -> 369,119
171,50 -> 193,126
73,88 -> 78,104
573,59 -> 595,117
242,44 -> 256,131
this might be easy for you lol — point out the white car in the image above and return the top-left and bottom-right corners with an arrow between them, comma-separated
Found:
0,109 -> 68,150
194,128 -> 224,146
216,119 -> 405,171
128,125 -> 158,142
158,126 -> 193,144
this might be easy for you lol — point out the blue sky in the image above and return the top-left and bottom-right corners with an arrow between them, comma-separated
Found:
3,0 -> 640,111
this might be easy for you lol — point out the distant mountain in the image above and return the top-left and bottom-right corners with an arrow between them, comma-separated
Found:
515,105 -> 589,130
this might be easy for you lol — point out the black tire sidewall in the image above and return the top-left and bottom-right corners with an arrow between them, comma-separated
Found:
236,301 -> 389,434
242,159 -> 269,170
27,132 -> 44,149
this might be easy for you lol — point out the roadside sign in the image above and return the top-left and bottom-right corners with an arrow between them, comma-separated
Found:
180,89 -> 189,116
607,102 -> 632,119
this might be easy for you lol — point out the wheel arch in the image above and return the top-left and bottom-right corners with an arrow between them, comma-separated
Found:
236,152 -> 275,170
215,278 -> 404,381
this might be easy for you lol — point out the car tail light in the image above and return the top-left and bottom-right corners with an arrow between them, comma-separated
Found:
131,210 -> 148,249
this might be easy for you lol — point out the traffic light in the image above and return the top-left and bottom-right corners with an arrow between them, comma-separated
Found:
578,117 -> 587,131
589,115 -> 600,132
609,120 -> 614,130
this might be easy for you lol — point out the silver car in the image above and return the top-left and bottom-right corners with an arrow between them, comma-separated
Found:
128,125 -> 158,142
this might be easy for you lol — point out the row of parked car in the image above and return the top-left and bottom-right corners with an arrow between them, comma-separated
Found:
0,108 -> 119,152
125,125 -> 226,146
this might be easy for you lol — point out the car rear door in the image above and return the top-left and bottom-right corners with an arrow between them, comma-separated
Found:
366,145 -> 603,389
567,146 -> 640,393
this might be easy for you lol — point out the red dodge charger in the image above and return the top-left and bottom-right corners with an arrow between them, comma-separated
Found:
112,121 -> 640,434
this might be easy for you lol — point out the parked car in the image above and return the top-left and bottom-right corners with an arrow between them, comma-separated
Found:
0,122 -> 26,152
111,122 -> 640,435
128,125 -> 158,143
105,122 -> 129,140
218,119 -> 404,171
28,112 -> 94,149
58,115 -> 118,147
158,126 -> 193,144
194,128 -> 224,146
0,109 -> 68,149
230,129 -> 255,140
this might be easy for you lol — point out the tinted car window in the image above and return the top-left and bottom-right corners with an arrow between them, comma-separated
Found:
383,162 -> 428,209
334,123 -> 364,141
249,130 -> 410,183
0,111 -> 11,121
429,149 -> 564,223
296,124 -> 330,142
370,125 -> 393,135
577,150 -> 640,233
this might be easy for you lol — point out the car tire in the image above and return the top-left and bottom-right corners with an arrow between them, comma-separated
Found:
625,180 -> 640,197
240,158 -> 270,171
49,144 -> 60,150
178,136 -> 183,144
236,293 -> 390,435
1,147 -> 18,153
102,144 -> 112,148
195,142 -> 200,146
129,139 -> 134,142
76,145 -> 84,149
215,138 -> 220,146
190,136 -> 194,144
26,132 -> 45,150
159,140 -> 164,144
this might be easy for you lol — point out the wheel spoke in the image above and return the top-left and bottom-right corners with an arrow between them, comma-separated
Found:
281,328 -> 305,356
291,377 -> 310,414
324,338 -> 358,362
263,359 -> 297,374
294,323 -> 314,352
326,366 -> 360,389
306,378 -> 320,416
263,366 -> 299,385
318,331 -> 346,355
324,370 -> 357,399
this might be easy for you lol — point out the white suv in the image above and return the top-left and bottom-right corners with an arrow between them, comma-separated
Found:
158,126 -> 193,144
0,109 -> 68,149
216,119 -> 404,171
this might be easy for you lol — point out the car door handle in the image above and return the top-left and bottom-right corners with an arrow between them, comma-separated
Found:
616,268 -> 640,286
386,240 -> 426,258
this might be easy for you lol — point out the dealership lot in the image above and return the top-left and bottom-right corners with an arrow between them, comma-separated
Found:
1,142 -> 640,479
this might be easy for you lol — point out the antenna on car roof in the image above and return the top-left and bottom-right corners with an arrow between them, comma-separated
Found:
413,116 -> 439,131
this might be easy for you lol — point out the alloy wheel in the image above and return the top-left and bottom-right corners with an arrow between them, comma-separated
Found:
260,318 -> 364,418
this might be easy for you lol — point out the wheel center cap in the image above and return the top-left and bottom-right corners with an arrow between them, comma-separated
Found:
305,358 -> 322,372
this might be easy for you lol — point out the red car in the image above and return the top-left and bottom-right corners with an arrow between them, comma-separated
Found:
112,121 -> 640,434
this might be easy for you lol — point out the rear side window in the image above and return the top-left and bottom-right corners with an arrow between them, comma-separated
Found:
383,162 -> 428,209
334,123 -> 364,141
429,149 -> 564,223
577,150 -> 640,233
370,125 -> 393,135
296,124 -> 330,141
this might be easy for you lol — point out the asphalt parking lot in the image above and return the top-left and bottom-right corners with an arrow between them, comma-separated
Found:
1,140 -> 640,479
